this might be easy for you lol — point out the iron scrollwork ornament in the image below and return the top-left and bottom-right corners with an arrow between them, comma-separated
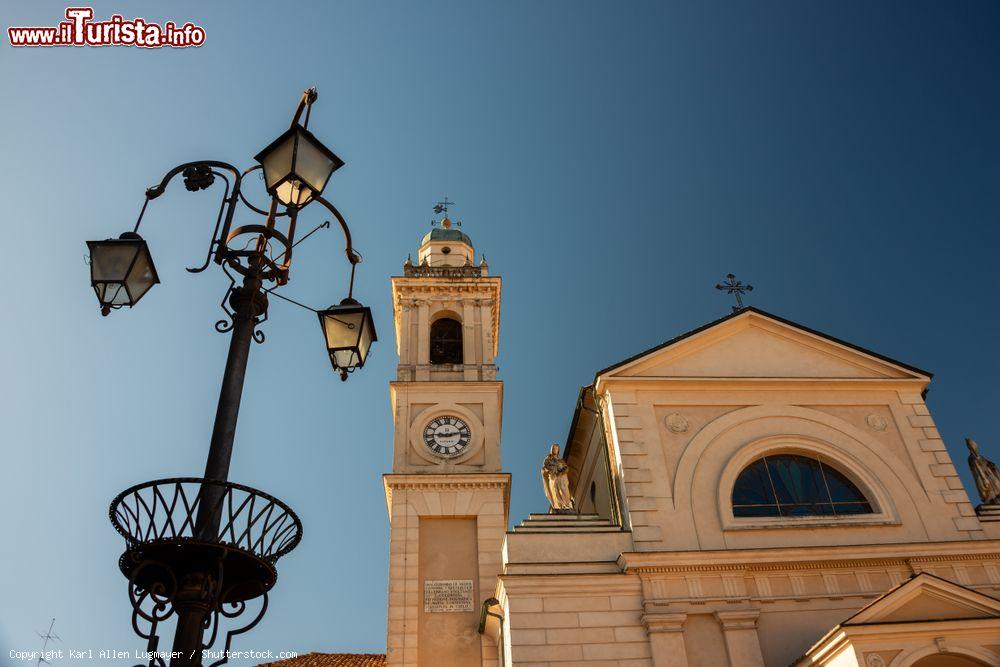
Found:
127,559 -> 178,667
182,164 -> 216,192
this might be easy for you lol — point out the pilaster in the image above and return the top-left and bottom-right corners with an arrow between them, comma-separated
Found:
416,301 -> 430,380
642,611 -> 688,667
715,610 -> 765,667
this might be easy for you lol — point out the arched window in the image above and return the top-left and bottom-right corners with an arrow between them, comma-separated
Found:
732,454 -> 872,517
430,317 -> 463,364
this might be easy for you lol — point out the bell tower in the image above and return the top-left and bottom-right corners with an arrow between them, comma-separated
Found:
383,207 -> 509,667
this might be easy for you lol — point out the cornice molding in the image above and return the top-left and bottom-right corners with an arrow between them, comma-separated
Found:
384,472 -> 511,491
383,473 -> 512,523
619,541 -> 1000,574
597,377 -> 930,393
498,572 -> 641,598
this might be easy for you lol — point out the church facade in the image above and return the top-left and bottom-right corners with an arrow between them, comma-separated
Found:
496,306 -> 1000,667
280,218 -> 1000,667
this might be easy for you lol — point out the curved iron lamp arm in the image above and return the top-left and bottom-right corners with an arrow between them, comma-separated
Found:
311,194 -> 359,266
237,165 -> 290,218
144,160 -> 242,201
138,160 -> 246,270
185,169 -> 231,273
311,194 -> 362,299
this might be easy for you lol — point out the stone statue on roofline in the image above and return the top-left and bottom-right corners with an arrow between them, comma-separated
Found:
542,444 -> 576,514
967,438 -> 1000,505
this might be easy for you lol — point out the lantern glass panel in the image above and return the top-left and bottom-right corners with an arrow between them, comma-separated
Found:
293,132 -> 337,194
333,348 -> 360,369
95,282 -> 130,305
258,133 -> 295,192
91,242 -> 140,282
274,179 -> 313,208
357,313 -> 374,365
126,250 -> 157,302
322,308 -> 366,352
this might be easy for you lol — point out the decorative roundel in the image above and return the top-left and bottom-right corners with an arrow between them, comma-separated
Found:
665,413 -> 689,433
865,413 -> 888,432
423,415 -> 472,458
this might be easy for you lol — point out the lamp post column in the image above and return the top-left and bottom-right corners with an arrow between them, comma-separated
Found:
170,572 -> 217,667
169,270 -> 268,667
203,274 -> 267,485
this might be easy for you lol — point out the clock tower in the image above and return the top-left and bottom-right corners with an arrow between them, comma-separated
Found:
383,210 -> 510,667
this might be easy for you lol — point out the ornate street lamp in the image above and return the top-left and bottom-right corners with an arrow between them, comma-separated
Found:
86,232 -> 158,315
91,87 -> 375,667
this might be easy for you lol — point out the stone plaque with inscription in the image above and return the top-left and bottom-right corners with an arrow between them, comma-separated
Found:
423,579 -> 474,613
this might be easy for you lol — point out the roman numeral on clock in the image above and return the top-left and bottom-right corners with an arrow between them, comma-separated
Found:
423,415 -> 472,458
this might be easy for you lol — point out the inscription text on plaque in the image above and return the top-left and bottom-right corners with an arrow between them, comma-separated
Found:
424,579 -> 474,613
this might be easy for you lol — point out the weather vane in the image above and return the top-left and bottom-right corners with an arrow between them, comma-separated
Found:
433,196 -> 455,215
715,273 -> 753,312
430,197 -> 461,228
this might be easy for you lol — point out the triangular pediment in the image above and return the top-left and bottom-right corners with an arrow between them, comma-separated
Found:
601,309 -> 929,381
845,573 -> 1000,625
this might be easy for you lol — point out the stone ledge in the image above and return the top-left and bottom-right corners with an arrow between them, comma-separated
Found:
919,438 -> 946,452
504,561 -> 622,575
941,490 -> 972,504
977,504 -> 1000,522
504,530 -> 634,566
500,573 -> 642,598
929,463 -> 958,478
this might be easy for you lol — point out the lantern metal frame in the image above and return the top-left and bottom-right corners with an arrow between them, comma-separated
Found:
317,298 -> 378,381
89,87 -> 375,667
253,124 -> 345,209
87,232 -> 160,316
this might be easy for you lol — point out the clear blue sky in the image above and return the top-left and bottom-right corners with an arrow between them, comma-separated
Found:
2,1 -> 998,664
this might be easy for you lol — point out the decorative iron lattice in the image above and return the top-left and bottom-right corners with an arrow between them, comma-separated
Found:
110,478 -> 302,563
109,478 -> 301,667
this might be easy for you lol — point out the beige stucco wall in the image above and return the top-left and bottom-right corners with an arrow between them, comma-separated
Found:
501,574 -> 649,665
385,475 -> 510,667
603,385 -> 985,553
418,518 -> 481,665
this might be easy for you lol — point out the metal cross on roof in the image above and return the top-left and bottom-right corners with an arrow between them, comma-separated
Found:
715,273 -> 753,312
433,197 -> 455,215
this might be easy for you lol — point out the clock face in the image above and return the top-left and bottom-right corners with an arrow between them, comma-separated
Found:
423,415 -> 472,458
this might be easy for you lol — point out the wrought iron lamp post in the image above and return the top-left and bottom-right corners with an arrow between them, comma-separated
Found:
90,88 -> 374,667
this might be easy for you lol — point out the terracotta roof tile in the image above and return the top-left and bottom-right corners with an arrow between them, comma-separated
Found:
258,653 -> 386,667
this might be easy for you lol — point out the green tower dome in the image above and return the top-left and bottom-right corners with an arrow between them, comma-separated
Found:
421,218 -> 472,247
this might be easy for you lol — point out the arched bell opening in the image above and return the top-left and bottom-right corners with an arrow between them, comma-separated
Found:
430,316 -> 463,365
